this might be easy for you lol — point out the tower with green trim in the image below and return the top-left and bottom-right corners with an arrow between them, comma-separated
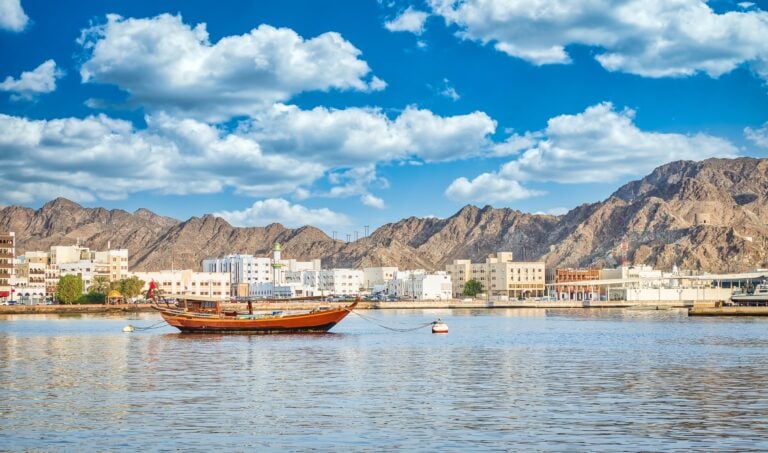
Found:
272,242 -> 282,284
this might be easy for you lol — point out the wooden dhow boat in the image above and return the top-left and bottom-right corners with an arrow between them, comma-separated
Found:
153,295 -> 358,333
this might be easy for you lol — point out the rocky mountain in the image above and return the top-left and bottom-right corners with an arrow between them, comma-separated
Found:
2,157 -> 767,272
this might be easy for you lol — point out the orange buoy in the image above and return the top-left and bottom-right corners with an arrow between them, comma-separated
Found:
432,319 -> 448,334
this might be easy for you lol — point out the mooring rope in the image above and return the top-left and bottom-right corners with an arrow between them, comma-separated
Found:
350,310 -> 436,332
130,320 -> 168,331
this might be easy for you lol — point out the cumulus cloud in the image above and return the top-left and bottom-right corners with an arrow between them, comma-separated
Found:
745,122 -> 768,148
214,198 -> 350,228
78,13 -> 384,121
0,113 -> 324,204
385,7 -> 429,34
0,60 -> 63,100
243,103 -> 496,165
0,98 -> 498,207
446,102 -> 738,203
429,0 -> 768,80
445,174 -> 544,203
361,193 -> 386,209
0,0 -> 28,32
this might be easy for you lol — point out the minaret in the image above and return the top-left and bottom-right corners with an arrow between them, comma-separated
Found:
272,242 -> 283,285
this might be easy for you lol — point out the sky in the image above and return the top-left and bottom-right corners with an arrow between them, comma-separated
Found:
1,0 -> 767,238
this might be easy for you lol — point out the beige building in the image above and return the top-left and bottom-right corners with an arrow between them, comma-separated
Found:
0,232 -> 14,302
14,258 -> 47,304
363,266 -> 398,290
25,246 -> 130,296
446,252 -> 546,299
93,249 -> 129,281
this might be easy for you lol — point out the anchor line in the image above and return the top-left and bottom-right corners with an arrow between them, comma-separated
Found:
130,321 -> 168,331
349,310 -> 436,332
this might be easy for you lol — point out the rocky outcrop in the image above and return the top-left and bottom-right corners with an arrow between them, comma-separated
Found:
3,157 -> 768,272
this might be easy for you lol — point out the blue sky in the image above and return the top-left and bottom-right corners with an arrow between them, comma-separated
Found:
1,0 -> 767,237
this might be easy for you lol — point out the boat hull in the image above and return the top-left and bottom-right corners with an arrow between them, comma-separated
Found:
156,302 -> 356,334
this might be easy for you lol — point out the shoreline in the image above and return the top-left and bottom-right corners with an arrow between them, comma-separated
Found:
0,299 -> 729,315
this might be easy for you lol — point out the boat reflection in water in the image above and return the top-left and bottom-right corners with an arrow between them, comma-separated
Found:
154,296 -> 358,334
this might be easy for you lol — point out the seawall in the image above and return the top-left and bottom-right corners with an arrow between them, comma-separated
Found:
0,298 -> 722,315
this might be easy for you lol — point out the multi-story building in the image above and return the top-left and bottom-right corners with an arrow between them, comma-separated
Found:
318,269 -> 364,296
14,256 -> 47,304
363,266 -> 398,291
386,270 -> 453,300
203,243 -> 321,295
445,259 -> 472,298
50,245 -> 90,266
0,232 -> 15,302
22,251 -> 58,298
94,249 -> 129,281
27,246 -> 129,296
59,260 -> 111,291
445,252 -> 546,299
555,267 -> 601,301
131,270 -> 231,300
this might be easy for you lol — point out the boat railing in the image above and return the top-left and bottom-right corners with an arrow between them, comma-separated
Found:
160,306 -> 220,318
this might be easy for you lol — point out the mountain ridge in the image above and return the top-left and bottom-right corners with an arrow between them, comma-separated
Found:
2,157 -> 767,272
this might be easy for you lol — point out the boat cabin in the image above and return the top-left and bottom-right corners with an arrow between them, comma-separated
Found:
184,299 -> 220,314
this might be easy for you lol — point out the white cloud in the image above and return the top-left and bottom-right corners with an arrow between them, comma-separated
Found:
546,207 -> 569,216
446,102 -> 737,203
214,198 -> 350,228
244,103 -> 496,165
445,173 -> 544,203
429,0 -> 768,80
385,7 -> 429,34
745,122 -> 768,148
0,113 -> 324,204
79,14 -> 383,121
438,78 -> 460,101
360,193 -> 386,209
0,0 -> 28,32
0,100 -> 497,207
0,60 -> 63,100
500,102 -> 738,183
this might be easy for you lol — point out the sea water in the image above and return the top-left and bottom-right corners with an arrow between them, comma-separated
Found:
1,308 -> 768,451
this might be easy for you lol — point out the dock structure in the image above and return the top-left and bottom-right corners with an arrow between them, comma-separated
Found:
688,306 -> 768,316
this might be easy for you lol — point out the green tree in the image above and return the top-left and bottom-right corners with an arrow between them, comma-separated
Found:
88,275 -> 110,294
120,276 -> 145,300
57,275 -> 84,305
78,292 -> 106,304
463,279 -> 483,297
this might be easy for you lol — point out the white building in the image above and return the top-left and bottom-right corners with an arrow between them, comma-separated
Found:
386,270 -> 453,300
319,269 -> 364,296
363,266 -> 398,291
202,243 -> 321,296
59,260 -> 110,292
249,282 -> 310,299
131,270 -> 231,300
50,245 -> 89,266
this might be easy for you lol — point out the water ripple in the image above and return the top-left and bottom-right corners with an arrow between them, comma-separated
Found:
1,310 -> 768,451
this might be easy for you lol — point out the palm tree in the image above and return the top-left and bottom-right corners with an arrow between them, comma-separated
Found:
88,275 -> 110,294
